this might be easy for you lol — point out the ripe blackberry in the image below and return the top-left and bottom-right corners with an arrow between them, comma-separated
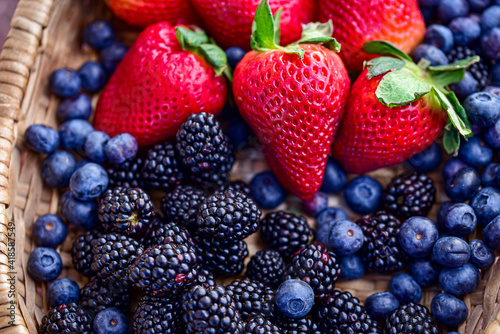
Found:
196,237 -> 248,277
137,215 -> 164,248
141,141 -> 184,191
279,317 -> 322,334
161,185 -> 205,229
356,211 -> 407,273
260,211 -> 312,259
133,294 -> 182,334
40,303 -> 92,334
313,290 -> 381,334
284,242 -> 341,299
182,284 -> 244,333
196,190 -> 261,242
220,180 -> 252,197
246,249 -> 286,288
149,220 -> 196,248
176,112 -> 235,187
197,268 -> 217,287
226,279 -> 276,320
107,156 -> 144,188
71,230 -> 103,277
79,278 -> 130,317
448,46 -> 491,88
98,186 -> 156,238
382,172 -> 436,219
384,303 -> 439,334
244,316 -> 283,334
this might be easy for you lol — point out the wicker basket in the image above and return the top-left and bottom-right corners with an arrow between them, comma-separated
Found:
0,0 -> 499,333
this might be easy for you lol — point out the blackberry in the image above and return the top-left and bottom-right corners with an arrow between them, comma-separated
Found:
284,242 -> 341,299
382,172 -> 436,219
356,211 -> 407,273
176,112 -> 235,187
71,230 -> 103,277
246,249 -> 285,288
182,284 -> 244,333
244,316 -> 283,334
384,303 -> 439,334
280,317 -> 322,334
196,190 -> 261,242
161,185 -> 205,229
448,46 -> 491,88
98,186 -> 156,238
221,180 -> 252,197
226,279 -> 276,320
148,220 -> 196,248
133,294 -> 182,334
40,303 -> 92,334
313,290 -> 381,334
137,215 -> 165,248
79,277 -> 130,317
141,141 -> 184,191
196,237 -> 248,277
260,211 -> 312,259
197,268 -> 217,287
107,156 -> 144,188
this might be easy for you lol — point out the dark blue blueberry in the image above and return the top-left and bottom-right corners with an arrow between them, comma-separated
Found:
449,17 -> 481,46
94,308 -> 128,334
83,20 -> 115,50
485,117 -> 500,148
483,85 -> 500,96
225,46 -> 246,70
458,137 -> 493,167
364,292 -> 400,321
78,61 -> 107,93
47,278 -> 79,307
49,68 -> 81,97
321,158 -> 346,193
398,216 -> 439,258
439,262 -> 480,295
59,119 -> 94,151
316,207 -> 348,230
250,171 -> 287,209
390,273 -> 422,304
431,293 -> 468,326
481,27 -> 500,61
464,92 -> 500,127
445,167 -> 481,202
492,63 -> 500,86
438,0 -> 470,23
469,239 -> 495,270
406,142 -> 442,173
450,72 -> 479,101
100,42 -> 129,75
57,94 -> 92,121
327,220 -> 364,256
84,131 -> 110,163
433,236 -> 471,268
468,12 -> 482,25
42,151 -> 76,188
339,254 -> 365,281
344,176 -> 382,214
226,116 -> 254,149
437,201 -> 453,230
420,6 -> 435,25
25,124 -> 60,154
411,258 -> 441,286
482,163 -> 500,186
104,133 -> 138,164
424,25 -> 454,53
75,158 -> 91,170
468,0 -> 491,12
442,157 -> 469,183
69,163 -> 109,201
33,214 -> 67,248
481,6 -> 500,31
444,203 -> 477,237
484,216 -> 500,249
60,191 -> 98,230
412,44 -> 449,66
27,247 -> 62,282
470,187 -> 500,225
302,192 -> 328,217
275,279 -> 314,318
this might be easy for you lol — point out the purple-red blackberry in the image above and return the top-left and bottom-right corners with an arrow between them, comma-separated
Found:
141,141 -> 184,191
161,185 -> 205,229
40,303 -> 92,334
384,303 -> 439,334
133,294 -> 182,334
79,277 -> 130,317
107,156 -> 144,188
279,317 -> 322,334
226,279 -> 276,320
195,237 -> 248,277
244,316 -> 282,334
246,249 -> 285,288
71,229 -> 103,277
148,220 -> 196,248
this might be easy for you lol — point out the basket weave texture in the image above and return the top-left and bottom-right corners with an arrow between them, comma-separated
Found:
0,0 -> 499,333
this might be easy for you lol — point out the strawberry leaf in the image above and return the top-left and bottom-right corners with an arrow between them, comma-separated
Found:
296,21 -> 341,52
366,57 -> 406,79
375,70 -> 431,107
429,56 -> 480,72
273,8 -> 282,45
176,27 -> 208,49
199,44 -> 233,81
251,0 -> 280,51
431,87 -> 472,138
427,56 -> 480,86
443,126 -> 461,155
363,41 -> 413,62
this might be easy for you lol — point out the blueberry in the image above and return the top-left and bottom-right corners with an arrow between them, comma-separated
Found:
481,27 -> 500,61
316,207 -> 348,230
444,203 -> 477,237
418,0 -> 440,5
433,236 -> 471,268
390,273 -> 422,304
468,0 -> 491,12
424,25 -> 454,53
484,216 -> 500,249
431,293 -> 468,326
481,5 -> 500,31
225,46 -> 246,70
57,94 -> 92,121
275,279 -> 314,318
344,176 -> 382,214
226,116 -> 254,149
49,68 -> 81,97
420,6 -> 435,25
27,247 -> 62,282
33,214 -> 67,248
469,239 -> 495,270
59,119 -> 94,151
442,157 -> 469,183
449,17 -> 481,46
468,12 -> 482,25
364,292 -> 400,321
250,171 -> 287,209
439,262 -> 480,295
406,142 -> 442,173
42,151 -> 76,188
492,63 -> 500,86
413,44 -> 449,66
398,216 -> 439,258
470,187 -> 500,225
83,20 -> 115,50
437,201 -> 453,230
93,308 -> 128,334
339,254 -> 365,281
47,278 -> 80,307
450,72 -> 479,101
483,85 -> 500,97
75,158 -> 91,170
438,0 -> 470,23
459,137 -> 493,167
84,131 -> 110,163
104,133 -> 138,164
60,191 -> 98,230
25,124 -> 60,154
327,220 -> 364,255
78,61 -> 107,93
482,163 -> 500,187
321,158 -> 346,193
445,167 -> 481,202
69,163 -> 109,201
464,92 -> 500,127
302,192 -> 328,217
100,42 -> 129,75
485,118 -> 500,148
411,258 -> 441,286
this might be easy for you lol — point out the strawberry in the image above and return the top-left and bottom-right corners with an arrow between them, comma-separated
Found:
332,41 -> 477,174
319,0 -> 425,71
190,0 -> 315,50
233,0 -> 350,199
94,22 -> 230,146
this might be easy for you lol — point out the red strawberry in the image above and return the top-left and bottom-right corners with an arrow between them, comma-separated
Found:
190,0 -> 315,50
332,41 -> 477,174
319,0 -> 425,71
233,1 -> 350,199
94,22 -> 229,146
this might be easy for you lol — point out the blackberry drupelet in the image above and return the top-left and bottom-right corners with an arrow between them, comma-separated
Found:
106,156 -> 144,188
356,211 -> 407,273
141,141 -> 184,191
98,186 -> 156,238
40,303 -> 92,334
279,317 -> 322,334
260,211 -> 312,258
71,229 -> 103,277
197,268 -> 217,287
448,46 -> 491,88
79,277 -> 130,317
220,180 -> 252,197
148,220 -> 196,248
382,172 -> 436,219
133,294 -> 182,334
176,112 -> 235,187
137,215 -> 164,248
284,242 -> 341,299
196,237 -> 248,277
196,190 -> 261,242
226,279 -> 276,320
244,316 -> 283,334
246,249 -> 286,288
384,303 -> 439,334
313,290 -> 381,334
161,185 -> 205,229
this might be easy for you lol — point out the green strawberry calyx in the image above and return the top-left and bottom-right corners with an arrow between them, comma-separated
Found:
363,40 -> 479,154
250,0 -> 341,59
176,26 -> 233,81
